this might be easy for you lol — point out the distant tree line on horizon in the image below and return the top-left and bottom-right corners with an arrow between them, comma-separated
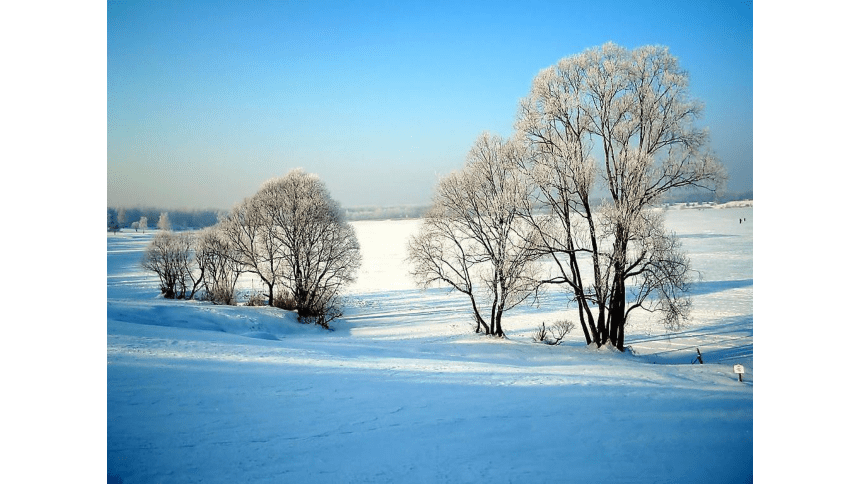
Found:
107,188 -> 751,233
107,207 -> 223,231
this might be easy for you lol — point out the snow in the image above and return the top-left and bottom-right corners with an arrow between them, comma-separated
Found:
107,208 -> 753,483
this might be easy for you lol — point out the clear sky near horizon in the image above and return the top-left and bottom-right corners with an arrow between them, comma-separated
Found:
107,0 -> 753,211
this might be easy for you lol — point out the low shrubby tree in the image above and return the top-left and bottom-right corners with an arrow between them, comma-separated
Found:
195,226 -> 242,305
142,232 -> 202,299
142,232 -> 180,297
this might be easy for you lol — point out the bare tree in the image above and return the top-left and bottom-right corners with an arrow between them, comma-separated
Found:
174,232 -> 205,299
142,232 -> 198,299
408,132 -> 540,337
142,170 -> 360,325
196,226 -> 243,305
220,197 -> 285,307
516,43 -> 725,350
256,169 -> 362,328
142,232 -> 178,297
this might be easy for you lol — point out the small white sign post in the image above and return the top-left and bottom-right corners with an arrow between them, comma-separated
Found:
734,364 -> 745,382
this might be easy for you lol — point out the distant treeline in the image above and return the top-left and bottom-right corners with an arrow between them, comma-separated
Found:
108,191 -> 751,230
107,205 -> 429,230
107,207 -> 225,230
663,189 -> 753,204
342,205 -> 429,221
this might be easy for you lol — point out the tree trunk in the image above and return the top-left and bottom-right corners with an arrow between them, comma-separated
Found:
596,310 -> 607,347
608,223 -> 628,351
469,296 -> 490,334
608,266 -> 626,351
493,305 -> 504,337
576,301 -> 592,345
489,301 -> 498,336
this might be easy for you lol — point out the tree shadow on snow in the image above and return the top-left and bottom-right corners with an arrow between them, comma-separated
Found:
627,314 -> 753,366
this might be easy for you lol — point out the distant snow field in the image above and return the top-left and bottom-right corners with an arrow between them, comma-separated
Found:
107,206 -> 753,483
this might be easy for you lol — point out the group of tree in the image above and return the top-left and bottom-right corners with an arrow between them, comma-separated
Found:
408,43 -> 726,351
142,169 -> 362,328
108,207 -> 222,232
342,205 -> 430,221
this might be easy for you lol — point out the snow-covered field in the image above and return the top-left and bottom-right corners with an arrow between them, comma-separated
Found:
107,206 -> 753,483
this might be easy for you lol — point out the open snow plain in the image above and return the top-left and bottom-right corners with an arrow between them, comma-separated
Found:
107,205 -> 753,483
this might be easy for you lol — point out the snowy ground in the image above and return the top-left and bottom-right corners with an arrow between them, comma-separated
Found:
107,206 -> 753,483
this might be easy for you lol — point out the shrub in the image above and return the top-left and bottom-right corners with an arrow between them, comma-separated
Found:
533,320 -> 575,345
533,322 -> 550,343
205,285 -> 236,305
272,293 -> 297,311
245,291 -> 267,307
297,301 -> 341,330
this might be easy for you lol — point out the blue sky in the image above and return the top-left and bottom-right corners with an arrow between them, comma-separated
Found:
107,0 -> 753,209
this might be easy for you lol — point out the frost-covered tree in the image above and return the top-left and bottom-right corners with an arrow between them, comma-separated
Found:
117,208 -> 126,228
220,196 -> 285,307
408,132 -> 540,337
138,216 -> 148,233
196,226 -> 243,305
142,232 -> 202,299
157,212 -> 171,231
516,42 -> 725,350
254,169 -> 362,327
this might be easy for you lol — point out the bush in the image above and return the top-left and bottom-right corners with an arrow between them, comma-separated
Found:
297,302 -> 341,330
204,285 -> 236,305
288,292 -> 342,329
272,293 -> 297,311
245,291 -> 267,307
533,320 -> 575,345
533,322 -> 550,343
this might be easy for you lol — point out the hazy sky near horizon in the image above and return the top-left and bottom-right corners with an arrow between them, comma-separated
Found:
108,0 -> 753,210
